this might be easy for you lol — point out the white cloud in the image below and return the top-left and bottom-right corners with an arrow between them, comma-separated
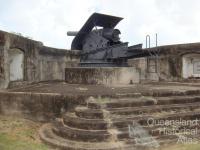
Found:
0,0 -> 200,49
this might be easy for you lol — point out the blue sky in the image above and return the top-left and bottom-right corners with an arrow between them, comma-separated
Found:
0,0 -> 200,49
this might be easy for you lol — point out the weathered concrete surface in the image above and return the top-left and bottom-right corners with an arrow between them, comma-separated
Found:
0,91 -> 86,122
1,81 -> 200,122
0,30 -> 80,89
7,81 -> 200,96
38,81 -> 200,150
65,67 -> 140,85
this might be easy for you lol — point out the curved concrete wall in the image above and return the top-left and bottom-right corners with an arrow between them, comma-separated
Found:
0,30 -> 80,89
129,43 -> 200,81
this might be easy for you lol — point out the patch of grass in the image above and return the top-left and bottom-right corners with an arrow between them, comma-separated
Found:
0,115 -> 50,150
161,144 -> 200,150
0,133 -> 49,150
185,144 -> 200,150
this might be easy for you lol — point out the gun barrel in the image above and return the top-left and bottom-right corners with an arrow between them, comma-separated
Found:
67,31 -> 78,36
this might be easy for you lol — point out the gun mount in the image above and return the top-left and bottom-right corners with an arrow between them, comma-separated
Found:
68,13 -> 150,67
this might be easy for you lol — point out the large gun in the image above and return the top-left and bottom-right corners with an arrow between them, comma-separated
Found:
67,31 -> 78,36
68,13 -> 150,67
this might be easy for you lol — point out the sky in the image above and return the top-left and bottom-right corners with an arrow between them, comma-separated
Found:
0,0 -> 200,49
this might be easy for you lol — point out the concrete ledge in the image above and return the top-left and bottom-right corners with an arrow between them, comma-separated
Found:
0,91 -> 86,122
65,67 -> 140,85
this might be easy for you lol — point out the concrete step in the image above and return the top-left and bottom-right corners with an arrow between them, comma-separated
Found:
87,95 -> 200,109
40,123 -> 199,150
52,120 -> 110,142
111,106 -> 200,120
52,117 -> 200,143
63,112 -> 108,130
87,97 -> 156,109
39,123 -> 141,150
63,111 -> 200,130
143,89 -> 200,97
75,102 -> 200,119
156,95 -> 200,105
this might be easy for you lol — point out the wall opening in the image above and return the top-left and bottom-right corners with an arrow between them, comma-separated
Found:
8,48 -> 24,81
182,53 -> 200,79
147,56 -> 157,73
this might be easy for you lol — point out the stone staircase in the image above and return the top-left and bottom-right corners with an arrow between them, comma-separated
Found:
39,90 -> 200,150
